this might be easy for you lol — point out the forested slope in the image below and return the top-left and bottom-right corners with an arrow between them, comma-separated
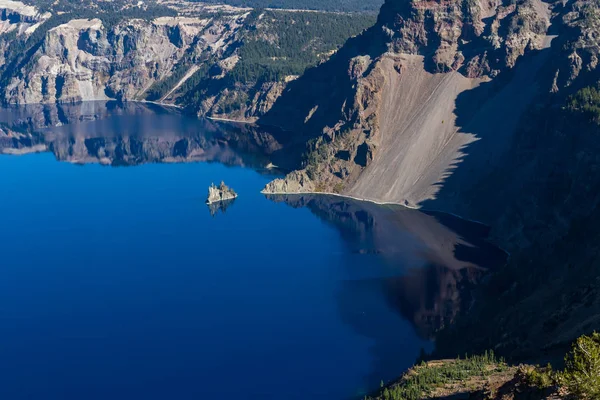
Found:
187,0 -> 384,12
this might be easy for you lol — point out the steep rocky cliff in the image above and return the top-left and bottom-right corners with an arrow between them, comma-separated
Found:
260,0 -> 595,206
2,12 -> 248,104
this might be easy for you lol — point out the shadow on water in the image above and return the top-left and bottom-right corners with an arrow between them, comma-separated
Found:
265,194 -> 507,393
0,101 -> 303,173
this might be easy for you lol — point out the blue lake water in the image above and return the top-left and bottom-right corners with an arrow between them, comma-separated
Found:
0,102 -> 506,400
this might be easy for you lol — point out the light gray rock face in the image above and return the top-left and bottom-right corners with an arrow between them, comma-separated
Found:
206,181 -> 237,204
4,14 -> 247,104
261,170 -> 315,194
0,0 -> 47,27
0,1 -> 50,65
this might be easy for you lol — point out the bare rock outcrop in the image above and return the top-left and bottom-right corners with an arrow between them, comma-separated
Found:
261,170 -> 315,194
0,0 -> 48,28
4,14 -> 248,105
206,181 -> 238,204
378,0 -> 551,75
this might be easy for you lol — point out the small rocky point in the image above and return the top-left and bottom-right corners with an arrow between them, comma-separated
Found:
206,181 -> 237,204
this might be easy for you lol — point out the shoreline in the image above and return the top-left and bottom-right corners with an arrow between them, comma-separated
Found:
261,190 -> 419,208
261,189 -> 495,228
207,116 -> 255,124
262,189 -> 511,259
206,195 -> 238,205
138,99 -> 182,109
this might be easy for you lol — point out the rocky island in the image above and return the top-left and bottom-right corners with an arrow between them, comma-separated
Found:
206,181 -> 237,205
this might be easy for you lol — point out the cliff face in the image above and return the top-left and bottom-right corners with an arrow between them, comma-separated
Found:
378,0 -> 552,75
260,0 -> 596,206
0,0 -> 49,28
0,6 -> 295,121
4,14 -> 247,104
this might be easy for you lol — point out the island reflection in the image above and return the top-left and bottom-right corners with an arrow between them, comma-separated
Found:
207,198 -> 237,217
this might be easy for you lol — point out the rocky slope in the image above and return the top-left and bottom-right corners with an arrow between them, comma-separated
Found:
259,0 -> 595,206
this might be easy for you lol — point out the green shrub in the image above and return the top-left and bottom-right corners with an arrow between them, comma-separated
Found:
567,84 -> 600,124
560,332 -> 600,399
522,364 -> 555,389
333,182 -> 344,193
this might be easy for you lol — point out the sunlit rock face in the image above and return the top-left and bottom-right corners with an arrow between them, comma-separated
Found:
4,14 -> 246,105
206,182 -> 237,205
0,0 -> 49,32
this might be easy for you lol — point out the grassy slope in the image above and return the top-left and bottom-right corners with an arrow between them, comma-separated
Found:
369,355 -> 559,400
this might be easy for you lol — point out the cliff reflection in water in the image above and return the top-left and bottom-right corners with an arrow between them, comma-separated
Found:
0,101 -> 298,171
266,194 -> 508,340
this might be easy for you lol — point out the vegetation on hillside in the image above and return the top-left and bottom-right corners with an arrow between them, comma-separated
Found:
370,332 -> 600,400
29,0 -> 175,15
228,10 -> 375,84
368,352 -> 507,400
177,9 -> 375,109
560,332 -> 600,398
188,0 -> 383,13
31,0 -> 383,14
145,53 -> 213,102
567,83 -> 600,124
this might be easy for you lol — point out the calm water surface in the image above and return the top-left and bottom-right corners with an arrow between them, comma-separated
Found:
0,102 -> 505,400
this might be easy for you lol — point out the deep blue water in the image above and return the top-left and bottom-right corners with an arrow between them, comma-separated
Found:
0,102 -> 505,400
